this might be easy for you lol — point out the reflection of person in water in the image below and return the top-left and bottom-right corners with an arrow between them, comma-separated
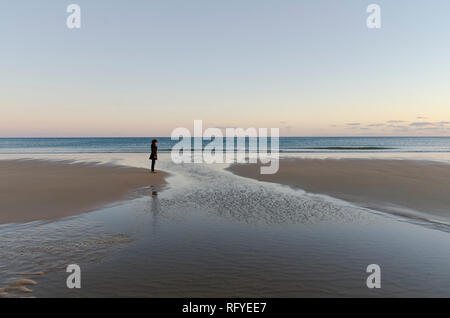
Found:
151,189 -> 160,231
149,139 -> 158,173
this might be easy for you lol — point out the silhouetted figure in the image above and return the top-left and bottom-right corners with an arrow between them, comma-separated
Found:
149,139 -> 158,173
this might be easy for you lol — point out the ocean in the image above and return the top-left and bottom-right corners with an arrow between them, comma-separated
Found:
1,137 -> 450,154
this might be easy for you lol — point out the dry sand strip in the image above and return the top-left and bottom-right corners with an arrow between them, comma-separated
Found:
0,159 -> 167,224
228,158 -> 450,223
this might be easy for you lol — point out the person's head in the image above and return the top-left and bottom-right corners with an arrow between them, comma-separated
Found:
152,139 -> 158,146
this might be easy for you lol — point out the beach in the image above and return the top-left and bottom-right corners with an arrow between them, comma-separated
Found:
0,159 -> 166,224
1,152 -> 450,298
228,158 -> 450,224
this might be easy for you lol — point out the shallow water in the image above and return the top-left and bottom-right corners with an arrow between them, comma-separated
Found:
1,154 -> 450,297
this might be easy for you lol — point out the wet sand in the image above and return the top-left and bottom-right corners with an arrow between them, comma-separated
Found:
0,159 -> 167,224
228,159 -> 450,223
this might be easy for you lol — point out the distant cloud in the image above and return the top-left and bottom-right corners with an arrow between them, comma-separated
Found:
416,116 -> 428,119
387,120 -> 407,124
368,123 -> 385,127
409,122 -> 433,126
416,127 -> 440,131
279,121 -> 292,131
391,127 -> 409,133
387,124 -> 408,128
359,127 -> 370,130
437,121 -> 450,125
388,125 -> 409,132
346,123 -> 360,126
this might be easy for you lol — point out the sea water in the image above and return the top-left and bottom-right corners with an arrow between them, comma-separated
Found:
1,137 -> 450,154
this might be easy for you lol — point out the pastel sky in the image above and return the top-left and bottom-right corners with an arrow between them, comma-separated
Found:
1,0 -> 449,137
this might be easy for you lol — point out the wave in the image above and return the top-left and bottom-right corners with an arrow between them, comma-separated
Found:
300,147 -> 394,150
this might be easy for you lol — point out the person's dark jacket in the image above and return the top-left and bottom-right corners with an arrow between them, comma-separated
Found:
150,144 -> 157,160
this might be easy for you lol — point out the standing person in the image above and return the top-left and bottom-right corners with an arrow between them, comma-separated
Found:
149,139 -> 158,173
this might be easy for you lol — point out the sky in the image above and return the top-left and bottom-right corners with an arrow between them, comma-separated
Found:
1,0 -> 450,137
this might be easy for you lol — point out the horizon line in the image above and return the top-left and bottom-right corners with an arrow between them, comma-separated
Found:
1,136 -> 450,139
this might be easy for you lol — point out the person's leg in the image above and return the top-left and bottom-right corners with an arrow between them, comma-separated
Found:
151,159 -> 156,172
